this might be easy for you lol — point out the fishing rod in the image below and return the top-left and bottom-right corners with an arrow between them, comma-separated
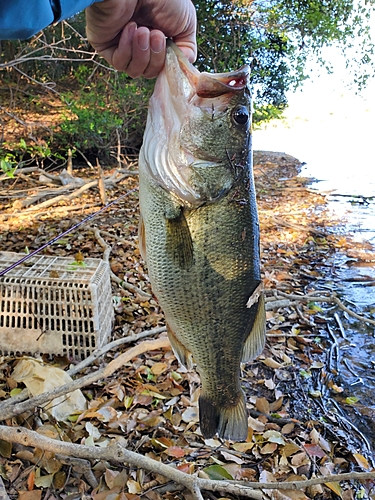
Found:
0,188 -> 137,278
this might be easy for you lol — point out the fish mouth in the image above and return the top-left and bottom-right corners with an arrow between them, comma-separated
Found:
166,40 -> 250,99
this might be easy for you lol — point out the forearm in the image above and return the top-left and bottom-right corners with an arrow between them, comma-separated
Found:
0,0 -> 99,40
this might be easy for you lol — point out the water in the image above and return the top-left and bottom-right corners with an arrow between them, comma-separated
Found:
253,62 -> 375,422
253,62 -> 375,253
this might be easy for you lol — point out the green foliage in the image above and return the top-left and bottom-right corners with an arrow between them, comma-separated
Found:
1,2 -> 375,161
195,0 -> 375,112
253,103 -> 287,127
1,138 -> 65,169
56,68 -> 154,157
0,154 -> 17,178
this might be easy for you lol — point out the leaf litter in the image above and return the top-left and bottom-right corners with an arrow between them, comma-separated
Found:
0,151 -> 374,499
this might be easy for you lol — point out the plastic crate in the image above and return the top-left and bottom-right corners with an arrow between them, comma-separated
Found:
0,252 -> 114,360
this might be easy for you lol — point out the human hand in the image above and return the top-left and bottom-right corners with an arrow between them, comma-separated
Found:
86,0 -> 197,78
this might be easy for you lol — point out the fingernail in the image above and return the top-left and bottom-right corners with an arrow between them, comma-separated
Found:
125,22 -> 137,40
138,30 -> 149,51
151,35 -> 164,54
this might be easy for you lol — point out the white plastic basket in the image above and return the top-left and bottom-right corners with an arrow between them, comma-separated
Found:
0,251 -> 113,360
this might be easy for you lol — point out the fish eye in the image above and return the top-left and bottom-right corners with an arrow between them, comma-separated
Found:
232,106 -> 249,126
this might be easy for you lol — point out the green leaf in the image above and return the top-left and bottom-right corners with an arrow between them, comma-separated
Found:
10,388 -> 23,397
0,440 -> 12,458
203,465 -> 234,481
299,369 -> 311,379
345,396 -> 359,405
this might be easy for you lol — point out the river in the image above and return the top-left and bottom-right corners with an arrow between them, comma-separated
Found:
253,54 -> 375,425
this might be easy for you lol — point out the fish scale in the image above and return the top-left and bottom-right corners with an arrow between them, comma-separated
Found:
139,41 -> 266,441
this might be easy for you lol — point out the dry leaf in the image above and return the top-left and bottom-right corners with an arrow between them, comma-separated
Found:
220,450 -> 244,464
303,443 -> 326,458
260,442 -> 278,454
263,358 -> 283,369
18,491 -> 42,500
150,362 -> 168,375
269,397 -> 284,411
265,378 -> 276,390
181,407 -> 199,423
325,481 -> 343,498
291,451 -> 309,467
263,430 -> 286,445
127,479 -> 142,494
166,446 -> 186,458
232,442 -> 254,453
353,453 -> 371,470
248,417 -> 265,433
281,423 -> 295,435
256,397 -> 270,414
310,428 -> 331,453
283,442 -> 301,457
12,359 -> 86,421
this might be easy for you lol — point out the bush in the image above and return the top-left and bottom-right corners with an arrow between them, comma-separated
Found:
56,67 -> 154,159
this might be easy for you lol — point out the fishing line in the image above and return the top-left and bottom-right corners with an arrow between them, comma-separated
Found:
0,188 -> 137,277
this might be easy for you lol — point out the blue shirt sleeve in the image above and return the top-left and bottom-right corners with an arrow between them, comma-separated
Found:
0,0 -> 100,40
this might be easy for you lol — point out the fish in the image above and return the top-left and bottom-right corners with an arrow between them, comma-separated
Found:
138,41 -> 266,441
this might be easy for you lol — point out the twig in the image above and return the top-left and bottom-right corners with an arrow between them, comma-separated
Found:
1,426 -> 375,498
110,271 -> 152,298
97,159 -> 107,205
0,338 -> 170,422
268,290 -> 375,326
67,149 -> 73,175
334,312 -> 349,340
20,171 -> 128,213
91,227 -> 111,262
55,455 -> 98,489
67,326 -> 167,376
272,216 -> 327,236
0,203 -> 100,220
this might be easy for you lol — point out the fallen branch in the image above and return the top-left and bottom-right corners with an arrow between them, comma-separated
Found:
110,271 -> 152,298
0,425 -> 374,500
19,170 -> 128,213
91,226 -> 111,262
67,326 -> 167,376
265,290 -> 375,326
0,203 -> 100,220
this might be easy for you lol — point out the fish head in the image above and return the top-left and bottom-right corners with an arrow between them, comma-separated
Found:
140,41 -> 252,206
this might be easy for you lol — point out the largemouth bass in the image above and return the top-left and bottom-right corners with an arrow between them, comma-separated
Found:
138,42 -> 266,441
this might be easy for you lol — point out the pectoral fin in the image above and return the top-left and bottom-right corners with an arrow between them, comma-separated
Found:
166,209 -> 194,270
167,324 -> 194,370
242,292 -> 266,363
138,214 -> 147,262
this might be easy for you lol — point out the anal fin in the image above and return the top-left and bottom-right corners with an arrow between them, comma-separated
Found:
166,324 -> 194,370
242,292 -> 266,363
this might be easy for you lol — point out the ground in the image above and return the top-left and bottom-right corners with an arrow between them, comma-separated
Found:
0,150 -> 374,500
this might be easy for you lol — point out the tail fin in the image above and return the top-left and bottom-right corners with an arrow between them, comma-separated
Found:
199,391 -> 248,441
